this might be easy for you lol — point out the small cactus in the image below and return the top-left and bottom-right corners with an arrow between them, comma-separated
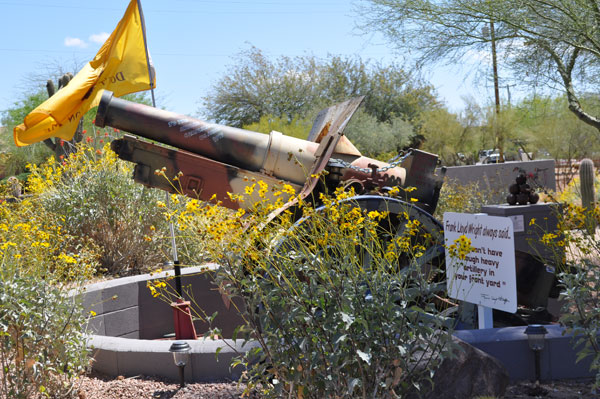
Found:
580,158 -> 596,210
579,158 -> 597,233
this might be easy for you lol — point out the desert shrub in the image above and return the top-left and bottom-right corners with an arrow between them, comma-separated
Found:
553,203 -> 600,387
0,190 -> 98,282
0,187 -> 92,398
27,139 -> 171,275
558,175 -> 600,207
0,277 -> 89,399
151,182 -> 458,398
434,178 -> 496,219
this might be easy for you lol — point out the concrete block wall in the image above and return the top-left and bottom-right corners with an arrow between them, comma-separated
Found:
88,335 -> 258,382
82,265 -> 250,382
442,160 -> 556,203
81,264 -> 245,340
83,265 -> 596,383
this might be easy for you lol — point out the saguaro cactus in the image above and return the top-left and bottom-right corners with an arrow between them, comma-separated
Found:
43,73 -> 83,158
579,158 -> 597,233
580,159 -> 596,210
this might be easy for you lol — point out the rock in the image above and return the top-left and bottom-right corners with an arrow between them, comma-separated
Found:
425,336 -> 509,399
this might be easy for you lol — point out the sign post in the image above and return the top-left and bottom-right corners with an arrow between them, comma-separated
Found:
443,212 -> 517,329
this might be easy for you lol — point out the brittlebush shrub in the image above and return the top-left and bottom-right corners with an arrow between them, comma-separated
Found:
0,192 -> 98,282
151,180 -> 458,398
557,173 -> 600,205
551,203 -> 600,387
27,142 -> 170,275
434,178 -> 496,219
0,277 -> 89,399
0,182 -> 93,398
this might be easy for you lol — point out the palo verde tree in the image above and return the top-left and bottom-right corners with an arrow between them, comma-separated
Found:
361,0 -> 600,136
514,94 -> 600,162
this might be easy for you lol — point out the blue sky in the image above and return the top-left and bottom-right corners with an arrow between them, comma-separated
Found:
0,0 -> 496,122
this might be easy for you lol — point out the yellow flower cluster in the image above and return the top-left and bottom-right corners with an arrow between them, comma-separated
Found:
447,235 -> 475,260
0,196 -> 97,282
541,233 -> 558,245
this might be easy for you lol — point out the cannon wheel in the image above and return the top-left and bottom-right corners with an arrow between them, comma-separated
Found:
277,195 -> 447,284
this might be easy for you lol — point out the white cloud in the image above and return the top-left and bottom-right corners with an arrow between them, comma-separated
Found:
64,37 -> 87,48
89,32 -> 110,44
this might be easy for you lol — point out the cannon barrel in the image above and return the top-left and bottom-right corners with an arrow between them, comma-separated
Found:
92,91 -> 444,211
95,91 -> 319,185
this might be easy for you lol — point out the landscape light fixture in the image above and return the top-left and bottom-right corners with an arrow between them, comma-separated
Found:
169,341 -> 191,388
524,324 -> 548,382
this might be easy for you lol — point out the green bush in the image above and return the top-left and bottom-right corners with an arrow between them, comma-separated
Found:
555,203 -> 600,387
0,277 -> 89,398
434,178 -> 497,220
28,143 -> 171,275
152,184 -> 458,398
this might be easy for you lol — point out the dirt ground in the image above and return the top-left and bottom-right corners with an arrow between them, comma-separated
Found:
76,372 -> 599,398
504,379 -> 599,398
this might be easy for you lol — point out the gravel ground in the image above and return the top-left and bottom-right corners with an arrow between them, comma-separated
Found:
76,372 -> 600,398
76,372 -> 247,399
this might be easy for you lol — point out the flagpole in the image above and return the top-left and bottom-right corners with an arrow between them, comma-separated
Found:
136,0 -> 182,297
136,0 -> 156,108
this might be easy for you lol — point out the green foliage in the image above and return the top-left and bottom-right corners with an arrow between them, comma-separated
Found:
434,178 -> 497,220
419,108 -> 471,165
515,95 -> 600,161
153,183 -> 458,398
554,202 -> 600,388
202,47 -> 439,129
243,114 -> 312,140
243,108 -> 415,161
0,277 -> 89,399
28,139 -> 170,275
558,174 -> 600,209
361,0 -> 600,134
0,180 -> 92,397
344,108 -> 413,160
219,195 -> 455,398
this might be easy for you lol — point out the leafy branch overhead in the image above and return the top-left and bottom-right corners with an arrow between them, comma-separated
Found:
362,0 -> 600,132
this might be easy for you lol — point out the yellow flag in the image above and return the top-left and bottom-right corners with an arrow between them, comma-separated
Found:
14,0 -> 155,147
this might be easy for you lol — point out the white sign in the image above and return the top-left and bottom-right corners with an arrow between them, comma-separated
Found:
443,212 -> 517,313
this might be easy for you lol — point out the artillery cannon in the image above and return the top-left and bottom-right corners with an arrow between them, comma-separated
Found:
95,90 -> 446,279
95,91 -> 562,327
95,91 -> 443,215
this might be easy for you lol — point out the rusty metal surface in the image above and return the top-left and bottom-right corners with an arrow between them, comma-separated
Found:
307,96 -> 364,143
112,135 -> 301,210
